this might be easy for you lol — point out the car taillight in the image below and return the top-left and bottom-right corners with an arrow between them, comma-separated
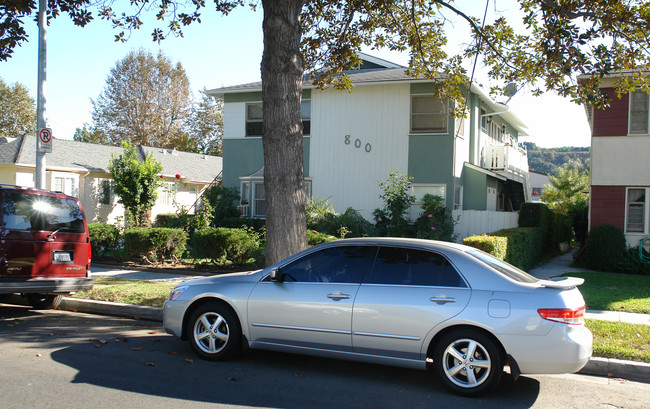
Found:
538,305 -> 585,325
87,241 -> 92,264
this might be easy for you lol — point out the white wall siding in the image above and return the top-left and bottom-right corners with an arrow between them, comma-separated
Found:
452,210 -> 519,242
592,137 -> 650,186
309,84 -> 410,219
223,102 -> 247,139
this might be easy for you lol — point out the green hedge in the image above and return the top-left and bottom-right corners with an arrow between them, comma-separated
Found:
124,227 -> 187,261
88,223 -> 120,257
584,224 -> 627,272
462,235 -> 507,260
551,210 -> 573,245
307,230 -> 337,246
191,227 -> 259,265
519,202 -> 553,252
464,227 -> 543,270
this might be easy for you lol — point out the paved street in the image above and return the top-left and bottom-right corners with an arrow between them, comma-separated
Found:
1,305 -> 649,409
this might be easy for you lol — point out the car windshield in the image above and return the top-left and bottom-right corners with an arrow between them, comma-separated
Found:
2,192 -> 85,233
466,249 -> 539,283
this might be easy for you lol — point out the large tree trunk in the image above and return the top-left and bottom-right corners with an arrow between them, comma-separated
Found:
261,0 -> 308,266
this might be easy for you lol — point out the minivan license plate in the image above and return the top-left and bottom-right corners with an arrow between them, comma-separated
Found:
52,251 -> 72,263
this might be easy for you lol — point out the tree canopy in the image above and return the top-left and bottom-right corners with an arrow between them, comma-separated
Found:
3,0 -> 649,264
91,48 -> 194,148
540,160 -> 590,213
0,78 -> 36,138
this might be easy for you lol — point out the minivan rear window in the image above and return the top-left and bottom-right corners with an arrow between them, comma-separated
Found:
2,192 -> 85,233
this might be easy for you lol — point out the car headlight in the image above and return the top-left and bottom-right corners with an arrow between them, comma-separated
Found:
168,285 -> 189,301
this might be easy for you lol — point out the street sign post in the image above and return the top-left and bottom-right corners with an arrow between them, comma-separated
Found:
38,128 -> 52,153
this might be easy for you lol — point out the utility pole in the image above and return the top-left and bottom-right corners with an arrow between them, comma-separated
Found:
35,0 -> 47,189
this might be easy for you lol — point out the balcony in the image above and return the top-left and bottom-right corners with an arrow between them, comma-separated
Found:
484,144 -> 529,176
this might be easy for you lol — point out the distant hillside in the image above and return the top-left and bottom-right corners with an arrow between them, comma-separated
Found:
523,142 -> 590,175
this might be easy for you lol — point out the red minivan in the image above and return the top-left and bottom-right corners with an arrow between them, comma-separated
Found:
0,185 -> 93,309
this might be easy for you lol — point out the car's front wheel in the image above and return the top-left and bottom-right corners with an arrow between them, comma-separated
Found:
186,302 -> 242,361
433,329 -> 502,396
26,293 -> 63,310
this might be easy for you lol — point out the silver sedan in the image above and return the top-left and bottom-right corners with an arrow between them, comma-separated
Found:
163,238 -> 592,396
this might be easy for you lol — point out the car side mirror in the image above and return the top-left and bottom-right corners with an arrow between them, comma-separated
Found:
269,268 -> 283,282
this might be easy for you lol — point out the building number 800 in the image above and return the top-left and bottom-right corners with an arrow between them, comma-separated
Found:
344,135 -> 372,153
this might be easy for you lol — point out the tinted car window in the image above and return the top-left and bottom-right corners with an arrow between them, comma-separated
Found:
467,249 -> 538,283
2,192 -> 85,233
280,245 -> 375,283
368,246 -> 466,287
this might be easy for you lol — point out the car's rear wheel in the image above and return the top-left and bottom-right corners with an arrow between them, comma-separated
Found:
186,302 -> 241,361
433,329 -> 502,396
26,293 -> 63,310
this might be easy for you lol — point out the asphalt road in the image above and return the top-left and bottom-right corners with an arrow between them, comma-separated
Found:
1,305 -> 649,409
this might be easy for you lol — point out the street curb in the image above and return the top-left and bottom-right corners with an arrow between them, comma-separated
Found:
579,357 -> 650,384
60,298 -> 162,321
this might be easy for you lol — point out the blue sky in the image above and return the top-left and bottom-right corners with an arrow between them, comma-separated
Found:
1,4 -> 590,148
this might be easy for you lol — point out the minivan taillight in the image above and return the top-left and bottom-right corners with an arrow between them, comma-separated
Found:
538,305 -> 585,325
87,241 -> 92,265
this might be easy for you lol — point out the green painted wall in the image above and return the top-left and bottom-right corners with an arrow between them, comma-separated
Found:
408,134 -> 455,206
462,166 -> 488,210
222,137 -> 311,189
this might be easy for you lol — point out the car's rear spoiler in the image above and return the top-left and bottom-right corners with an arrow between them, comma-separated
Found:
539,277 -> 585,289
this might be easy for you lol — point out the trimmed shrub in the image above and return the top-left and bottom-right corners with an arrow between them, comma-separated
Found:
492,227 -> 544,271
518,202 -> 553,252
88,223 -> 120,258
307,230 -> 337,246
191,228 -> 259,265
463,235 -> 508,260
551,211 -> 573,247
220,217 -> 266,230
464,228 -> 543,270
124,227 -> 187,261
584,224 -> 627,271
567,201 -> 589,245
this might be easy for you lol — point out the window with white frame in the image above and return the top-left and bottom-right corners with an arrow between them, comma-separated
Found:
454,186 -> 463,210
161,182 -> 175,206
626,188 -> 647,233
253,182 -> 265,218
99,179 -> 112,205
410,95 -> 448,133
246,100 -> 311,137
629,92 -> 649,135
54,175 -> 78,197
246,103 -> 264,137
409,184 -> 446,220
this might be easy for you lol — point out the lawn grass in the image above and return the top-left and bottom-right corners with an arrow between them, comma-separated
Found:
71,277 -> 177,307
586,319 -> 650,363
563,271 -> 650,314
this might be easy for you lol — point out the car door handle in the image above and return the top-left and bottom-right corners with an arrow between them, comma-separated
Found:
327,292 -> 351,300
430,296 -> 456,304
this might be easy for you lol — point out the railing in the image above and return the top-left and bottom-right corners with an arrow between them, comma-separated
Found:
484,145 -> 529,174
238,205 -> 250,217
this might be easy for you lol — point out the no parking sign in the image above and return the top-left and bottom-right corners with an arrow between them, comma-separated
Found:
38,128 -> 52,153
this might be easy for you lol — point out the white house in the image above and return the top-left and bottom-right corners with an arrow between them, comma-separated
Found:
0,135 -> 222,225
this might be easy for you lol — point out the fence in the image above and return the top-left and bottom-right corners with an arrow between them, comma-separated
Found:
452,210 -> 519,242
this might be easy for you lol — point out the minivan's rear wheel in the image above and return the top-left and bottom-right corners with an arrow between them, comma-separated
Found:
26,294 -> 63,310
186,302 -> 241,361
433,329 -> 502,396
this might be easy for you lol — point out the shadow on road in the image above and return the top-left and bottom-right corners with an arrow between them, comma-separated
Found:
2,304 -> 541,408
